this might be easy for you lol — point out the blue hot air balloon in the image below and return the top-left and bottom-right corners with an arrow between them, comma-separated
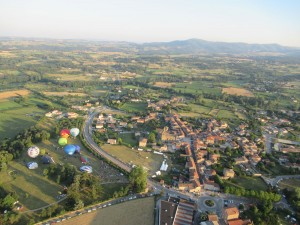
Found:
27,162 -> 38,169
70,128 -> 80,137
64,144 -> 76,155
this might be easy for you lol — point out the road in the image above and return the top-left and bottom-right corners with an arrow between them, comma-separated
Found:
83,109 -> 132,173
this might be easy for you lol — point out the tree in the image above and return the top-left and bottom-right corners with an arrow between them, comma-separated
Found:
148,132 -> 156,143
129,166 -> 147,193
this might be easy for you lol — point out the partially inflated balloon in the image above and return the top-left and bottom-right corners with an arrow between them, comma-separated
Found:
58,137 -> 68,146
70,128 -> 80,137
27,146 -> 40,158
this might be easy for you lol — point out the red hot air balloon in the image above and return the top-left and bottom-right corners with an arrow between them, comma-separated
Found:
60,129 -> 70,138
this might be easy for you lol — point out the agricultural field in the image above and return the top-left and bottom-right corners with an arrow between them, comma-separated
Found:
0,95 -> 59,140
173,81 -> 222,95
222,87 -> 254,97
101,144 -> 167,175
120,102 -> 147,113
0,104 -> 46,140
43,92 -> 87,96
0,89 -> 30,99
153,82 -> 175,88
60,197 -> 155,225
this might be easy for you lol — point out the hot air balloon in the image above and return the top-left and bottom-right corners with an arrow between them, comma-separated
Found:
80,155 -> 89,164
60,129 -> 70,138
80,166 -> 93,173
58,137 -> 68,146
70,128 -> 80,137
74,145 -> 81,154
27,146 -> 40,158
27,162 -> 38,169
42,155 -> 55,164
64,144 -> 76,155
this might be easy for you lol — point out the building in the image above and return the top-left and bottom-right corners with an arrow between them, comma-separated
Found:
159,197 -> 195,225
204,181 -> 220,192
223,168 -> 235,178
139,138 -> 148,147
222,207 -> 239,221
107,139 -> 117,145
228,219 -> 253,225
234,156 -> 248,165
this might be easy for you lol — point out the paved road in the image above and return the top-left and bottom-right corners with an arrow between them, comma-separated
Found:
83,109 -> 132,173
262,174 -> 300,186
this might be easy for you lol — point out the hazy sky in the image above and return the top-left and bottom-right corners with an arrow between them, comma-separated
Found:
0,0 -> 299,46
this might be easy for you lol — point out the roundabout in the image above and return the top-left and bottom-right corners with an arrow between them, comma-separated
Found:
204,199 -> 215,207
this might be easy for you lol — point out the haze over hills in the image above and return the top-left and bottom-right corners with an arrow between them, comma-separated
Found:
141,38 -> 300,54
1,37 -> 300,55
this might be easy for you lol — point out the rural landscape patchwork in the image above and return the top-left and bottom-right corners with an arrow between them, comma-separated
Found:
0,1 -> 300,225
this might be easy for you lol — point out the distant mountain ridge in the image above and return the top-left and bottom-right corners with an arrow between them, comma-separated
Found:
1,37 -> 299,55
140,38 -> 300,54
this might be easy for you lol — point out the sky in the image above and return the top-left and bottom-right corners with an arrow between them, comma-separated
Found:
0,0 -> 299,46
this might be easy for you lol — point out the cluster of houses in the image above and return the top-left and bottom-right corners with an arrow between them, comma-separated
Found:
45,110 -> 78,119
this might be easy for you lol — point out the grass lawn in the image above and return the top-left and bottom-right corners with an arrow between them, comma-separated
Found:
217,109 -> 236,120
227,176 -> 268,191
119,133 -> 137,147
173,81 -> 222,95
0,160 -> 62,211
60,197 -> 155,225
101,144 -> 166,175
278,179 -> 300,191
0,105 -> 46,140
120,102 -> 147,113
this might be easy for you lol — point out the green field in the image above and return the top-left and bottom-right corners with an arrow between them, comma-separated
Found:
0,160 -> 62,211
120,102 -> 147,113
173,81 -> 222,95
227,176 -> 268,191
0,104 -> 46,140
278,179 -> 300,191
119,133 -> 137,146
101,144 -> 166,175
60,197 -> 155,225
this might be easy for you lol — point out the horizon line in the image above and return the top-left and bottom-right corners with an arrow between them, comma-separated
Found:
1,35 -> 300,48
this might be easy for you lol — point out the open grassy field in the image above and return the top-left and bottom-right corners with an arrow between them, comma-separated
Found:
46,74 -> 93,81
222,87 -> 254,97
173,81 -> 221,95
0,89 -> 30,99
0,136 -> 127,211
101,144 -> 165,175
43,91 -> 87,96
120,102 -> 147,113
278,178 -> 300,191
119,133 -> 137,147
0,105 -> 46,140
60,197 -> 155,225
227,176 -> 268,191
0,159 -> 62,211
